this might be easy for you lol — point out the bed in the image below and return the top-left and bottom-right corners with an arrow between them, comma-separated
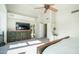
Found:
42,37 -> 79,54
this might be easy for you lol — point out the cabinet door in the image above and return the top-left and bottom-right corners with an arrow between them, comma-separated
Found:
7,32 -> 16,42
22,32 -> 28,40
27,31 -> 31,39
22,31 -> 31,40
16,32 -> 22,41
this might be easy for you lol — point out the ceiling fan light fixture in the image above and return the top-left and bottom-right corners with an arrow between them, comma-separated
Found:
35,4 -> 58,13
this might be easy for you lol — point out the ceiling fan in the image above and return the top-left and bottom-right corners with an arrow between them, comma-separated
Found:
35,4 -> 58,13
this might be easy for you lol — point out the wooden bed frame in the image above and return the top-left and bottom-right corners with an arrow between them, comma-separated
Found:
37,36 -> 70,54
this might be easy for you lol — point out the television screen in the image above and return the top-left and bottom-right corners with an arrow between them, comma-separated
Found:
16,22 -> 30,30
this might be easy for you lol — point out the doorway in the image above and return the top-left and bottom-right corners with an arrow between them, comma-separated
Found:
44,24 -> 47,38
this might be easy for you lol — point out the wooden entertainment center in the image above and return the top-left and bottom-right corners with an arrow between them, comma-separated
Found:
7,30 -> 31,43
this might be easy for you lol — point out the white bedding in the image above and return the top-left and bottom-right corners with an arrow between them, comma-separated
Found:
43,37 -> 79,54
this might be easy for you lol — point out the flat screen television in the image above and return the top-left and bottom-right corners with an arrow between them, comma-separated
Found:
16,22 -> 30,30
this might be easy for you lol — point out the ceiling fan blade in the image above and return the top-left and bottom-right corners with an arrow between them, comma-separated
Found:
34,4 -> 57,13
49,7 -> 58,12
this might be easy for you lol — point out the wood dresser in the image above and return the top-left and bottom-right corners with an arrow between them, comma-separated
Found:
7,30 -> 31,43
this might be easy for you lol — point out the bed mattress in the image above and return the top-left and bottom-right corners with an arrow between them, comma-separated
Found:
43,37 -> 79,54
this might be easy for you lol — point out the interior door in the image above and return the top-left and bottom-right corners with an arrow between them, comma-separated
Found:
44,24 -> 47,38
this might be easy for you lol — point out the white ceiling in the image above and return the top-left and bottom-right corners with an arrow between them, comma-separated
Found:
6,4 -> 45,18
6,4 -> 79,18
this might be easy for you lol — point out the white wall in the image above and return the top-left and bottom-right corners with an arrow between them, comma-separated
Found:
56,4 -> 79,39
35,23 -> 45,38
35,16 -> 45,38
35,10 -> 55,40
7,13 -> 35,31
0,5 -> 7,43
